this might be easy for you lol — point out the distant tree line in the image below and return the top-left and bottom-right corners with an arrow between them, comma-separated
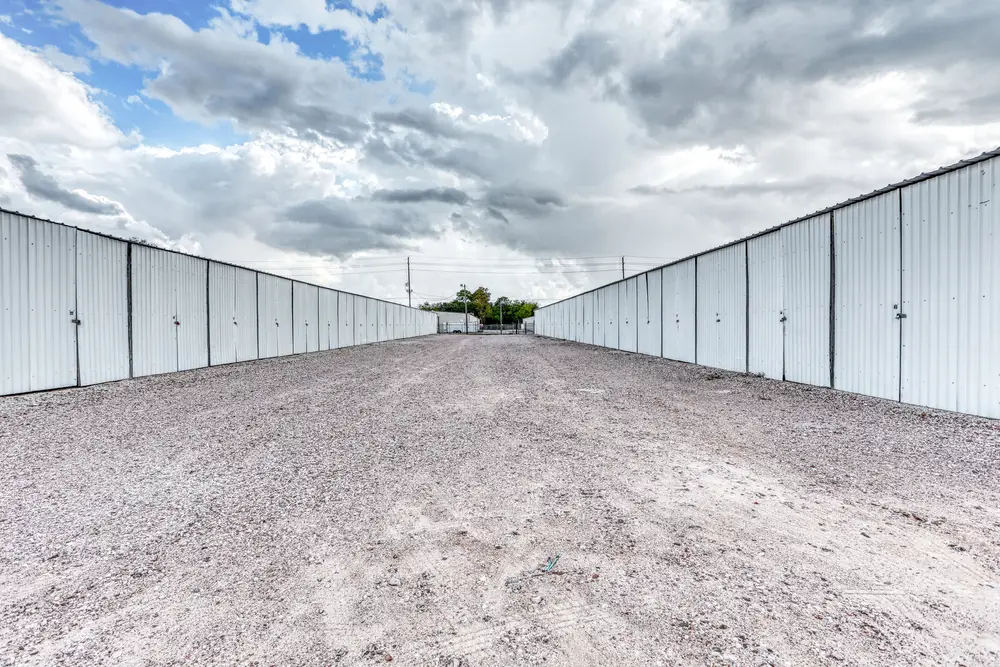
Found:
419,286 -> 537,325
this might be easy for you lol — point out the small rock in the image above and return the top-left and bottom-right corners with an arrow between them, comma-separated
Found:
388,577 -> 401,586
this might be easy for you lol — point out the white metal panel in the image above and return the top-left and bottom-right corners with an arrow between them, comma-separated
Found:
234,267 -> 258,363
386,303 -> 396,340
131,244 -> 177,378
293,282 -> 319,354
619,278 -> 638,352
583,291 -> 595,345
1,211 -> 30,394
747,232 -> 784,380
355,296 -> 368,344
257,274 -> 293,358
319,289 -> 338,351
209,262 -> 238,366
592,289 -> 604,346
377,301 -> 388,342
901,157 -> 1000,418
0,213 -> 78,394
603,284 -> 619,349
76,231 -> 128,386
782,215 -> 830,387
662,259 -> 697,363
339,292 -> 355,347
370,299 -> 380,342
575,297 -> 584,342
835,193 -> 901,400
696,244 -> 747,373
174,253 -> 208,372
637,270 -> 662,357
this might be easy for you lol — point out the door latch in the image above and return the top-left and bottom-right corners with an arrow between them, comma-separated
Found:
779,315 -> 787,323
895,313 -> 907,319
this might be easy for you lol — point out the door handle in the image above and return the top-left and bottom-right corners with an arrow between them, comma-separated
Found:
895,313 -> 907,320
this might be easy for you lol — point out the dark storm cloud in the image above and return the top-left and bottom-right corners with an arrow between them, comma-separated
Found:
372,108 -> 465,139
7,154 -> 125,215
269,197 -> 442,256
612,0 -> 1000,138
484,185 -> 567,216
371,187 -> 472,206
541,31 -> 619,88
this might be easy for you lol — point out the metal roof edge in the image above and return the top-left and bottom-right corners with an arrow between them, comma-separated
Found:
539,146 -> 1000,311
0,205 -> 426,312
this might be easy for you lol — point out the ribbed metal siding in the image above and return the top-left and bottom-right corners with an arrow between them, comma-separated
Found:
208,262 -> 238,366
234,267 -> 258,363
319,289 -> 338,350
339,292 -> 355,347
1,211 -> 30,394
131,245 -> 177,378
696,244 -> 747,372
257,273 -> 292,358
582,291 -> 594,344
901,156 -> 1000,418
593,289 -> 604,346
662,259 -> 696,363
782,215 -> 830,386
0,212 -> 78,393
619,278 -> 638,352
637,270 -> 662,357
603,284 -> 619,349
748,232 -> 784,379
388,303 -> 397,340
293,282 -> 319,354
355,297 -> 368,344
835,193 -> 901,400
174,254 -> 208,372
76,231 -> 128,386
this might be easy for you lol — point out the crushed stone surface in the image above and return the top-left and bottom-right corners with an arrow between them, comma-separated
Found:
1,334 -> 998,666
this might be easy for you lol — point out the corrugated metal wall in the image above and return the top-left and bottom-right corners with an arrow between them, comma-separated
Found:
174,254 -> 209,372
355,296 -> 368,345
583,291 -> 595,344
637,270 -> 662,357
748,232 -> 784,380
696,244 -> 747,373
339,292 -> 355,348
76,231 -> 129,386
0,211 -> 436,397
835,193 -> 901,400
257,273 -> 292,359
619,277 -> 638,353
534,152 -> 999,418
293,282 -> 319,354
901,156 -> 1000,418
131,244 -> 178,378
319,289 -> 338,351
603,284 -> 619,349
662,259 -> 696,363
782,215 -> 830,387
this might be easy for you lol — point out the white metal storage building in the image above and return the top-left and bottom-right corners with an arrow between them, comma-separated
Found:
535,149 -> 1000,419
0,209 -> 438,395
434,311 -> 480,333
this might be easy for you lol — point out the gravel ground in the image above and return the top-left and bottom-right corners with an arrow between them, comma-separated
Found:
1,334 -> 998,666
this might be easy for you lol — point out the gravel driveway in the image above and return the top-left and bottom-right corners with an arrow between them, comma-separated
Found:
1,334 -> 998,666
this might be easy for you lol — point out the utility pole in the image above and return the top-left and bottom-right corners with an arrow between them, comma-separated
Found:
622,256 -> 625,280
406,257 -> 412,308
461,283 -> 468,334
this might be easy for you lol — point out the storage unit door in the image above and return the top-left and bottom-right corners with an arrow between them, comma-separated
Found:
662,259 -> 697,363
603,285 -> 619,349
593,290 -> 604,347
319,289 -> 338,351
76,231 -> 129,386
339,293 -> 355,347
637,270 -> 662,357
583,292 -> 595,344
619,278 -> 638,352
293,282 -> 319,354
209,262 -> 238,366
355,297 -> 368,344
174,254 -> 208,372
782,215 -> 830,386
747,232 -> 784,380
131,245 -> 177,378
696,244 -> 747,373
834,193 -> 901,400
234,267 -> 258,362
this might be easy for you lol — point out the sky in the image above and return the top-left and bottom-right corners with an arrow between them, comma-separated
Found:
2,0 -> 1000,306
